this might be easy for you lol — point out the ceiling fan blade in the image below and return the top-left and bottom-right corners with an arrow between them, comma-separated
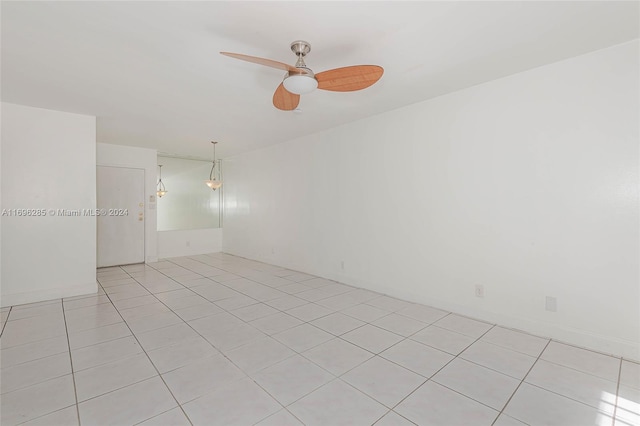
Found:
316,65 -> 384,92
220,52 -> 307,74
273,83 -> 300,111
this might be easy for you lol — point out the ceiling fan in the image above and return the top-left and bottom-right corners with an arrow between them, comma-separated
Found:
221,41 -> 384,111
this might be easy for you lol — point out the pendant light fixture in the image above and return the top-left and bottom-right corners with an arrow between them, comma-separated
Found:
156,164 -> 167,198
205,141 -> 222,190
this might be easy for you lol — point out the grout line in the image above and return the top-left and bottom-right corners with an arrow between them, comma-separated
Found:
612,358 -> 623,426
0,306 -> 12,337
96,272 -> 195,426
490,339 -> 551,425
60,299 -> 82,426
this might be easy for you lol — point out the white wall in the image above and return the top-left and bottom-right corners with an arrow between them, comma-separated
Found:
158,228 -> 222,259
1,103 -> 97,306
97,143 -> 158,263
223,41 -> 639,359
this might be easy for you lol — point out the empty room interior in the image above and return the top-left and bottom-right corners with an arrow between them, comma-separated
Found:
1,1 -> 639,426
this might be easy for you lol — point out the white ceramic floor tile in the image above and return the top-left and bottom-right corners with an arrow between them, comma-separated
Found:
526,359 -> 618,409
214,295 -> 259,311
63,294 -> 110,310
78,376 -> 176,426
255,409 -> 303,426
341,324 -> 404,354
481,326 -> 550,357
146,337 -> 219,374
461,340 -> 537,379
433,314 -> 493,338
161,354 -> 245,404
253,355 -> 334,405
492,414 -> 529,426
302,338 -> 373,376
317,293 -> 366,311
264,295 -> 308,311
153,289 -> 194,302
0,335 -> 68,369
374,411 -> 415,426
296,287 -> 349,303
372,313 -> 427,337
71,336 -> 143,372
621,360 -> 640,389
190,283 -> 240,301
541,341 -> 620,382
288,379 -> 388,426
285,303 -> 334,322
188,311 -> 244,335
616,385 -> 640,425
8,303 -> 62,321
226,336 -> 296,373
1,314 -> 67,348
203,323 -> 266,351
111,295 -> 159,311
75,352 -> 156,402
138,407 -> 191,426
278,282 -> 313,295
20,406 -> 79,426
504,382 -> 610,426
63,303 -> 117,321
250,312 -> 304,335
232,303 -> 279,322
136,323 -> 200,351
65,311 -> 123,333
182,377 -> 281,426
310,312 -> 365,336
397,304 -> 448,324
1,374 -> 76,425
125,311 -> 183,334
173,303 -> 222,321
395,380 -> 499,426
433,357 -> 520,410
366,296 -> 411,312
411,325 -> 477,355
380,338 -> 454,377
68,322 -> 131,350
1,352 -> 71,394
273,323 -> 334,352
342,356 -> 425,407
160,294 -> 209,310
341,304 -> 390,323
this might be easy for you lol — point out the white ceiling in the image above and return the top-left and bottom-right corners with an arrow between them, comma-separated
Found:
2,1 -> 638,159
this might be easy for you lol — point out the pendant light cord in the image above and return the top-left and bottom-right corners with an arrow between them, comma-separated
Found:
209,141 -> 217,180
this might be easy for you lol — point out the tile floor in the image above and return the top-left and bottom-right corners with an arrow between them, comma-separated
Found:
1,253 -> 638,426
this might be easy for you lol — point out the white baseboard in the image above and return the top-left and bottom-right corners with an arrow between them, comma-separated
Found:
0,282 -> 98,308
221,249 -> 640,361
345,276 -> 640,361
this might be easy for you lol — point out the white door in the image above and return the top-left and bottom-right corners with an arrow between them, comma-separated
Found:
97,166 -> 145,267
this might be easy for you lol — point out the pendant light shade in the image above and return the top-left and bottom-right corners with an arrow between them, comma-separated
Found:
205,141 -> 222,190
157,164 -> 167,197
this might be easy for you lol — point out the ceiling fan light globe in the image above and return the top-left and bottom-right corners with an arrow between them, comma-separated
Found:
205,179 -> 222,190
283,74 -> 318,95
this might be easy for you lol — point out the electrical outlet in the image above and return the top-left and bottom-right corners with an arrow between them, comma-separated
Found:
545,296 -> 557,312
475,284 -> 484,298
340,260 -> 345,270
